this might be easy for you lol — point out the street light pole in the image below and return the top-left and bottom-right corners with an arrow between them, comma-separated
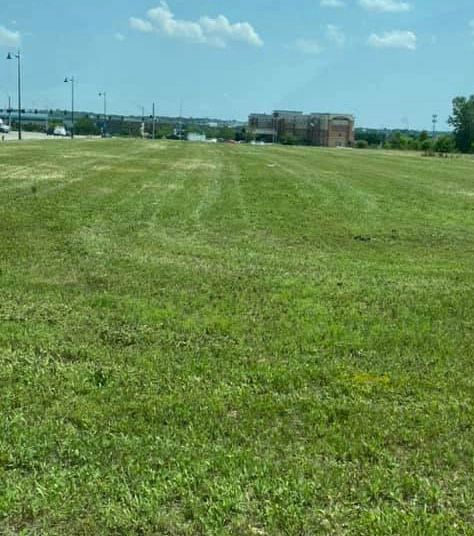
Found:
64,76 -> 75,139
6,50 -> 22,140
99,91 -> 107,136
432,114 -> 438,139
272,112 -> 279,144
178,99 -> 183,140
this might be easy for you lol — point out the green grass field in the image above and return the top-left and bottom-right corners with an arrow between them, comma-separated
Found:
1,139 -> 474,535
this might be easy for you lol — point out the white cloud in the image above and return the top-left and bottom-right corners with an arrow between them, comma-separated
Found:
115,32 -> 125,41
320,0 -> 346,7
368,30 -> 416,50
199,15 -> 263,48
0,25 -> 21,47
359,0 -> 411,12
295,38 -> 322,55
147,4 -> 204,42
129,17 -> 153,33
130,2 -> 263,48
326,24 -> 345,46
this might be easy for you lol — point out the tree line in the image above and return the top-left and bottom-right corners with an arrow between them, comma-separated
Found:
355,95 -> 474,155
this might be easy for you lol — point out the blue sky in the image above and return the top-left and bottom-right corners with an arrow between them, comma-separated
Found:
0,0 -> 473,129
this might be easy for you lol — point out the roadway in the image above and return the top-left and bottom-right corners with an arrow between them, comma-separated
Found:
1,131 -> 101,141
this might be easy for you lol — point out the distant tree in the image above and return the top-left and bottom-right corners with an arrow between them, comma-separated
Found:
354,129 -> 386,147
234,128 -> 246,142
387,131 -> 420,151
434,134 -> 456,155
389,131 -> 402,149
421,139 -> 434,155
355,139 -> 369,149
448,96 -> 474,153
217,126 -> 235,141
21,122 -> 44,133
280,133 -> 297,145
419,130 -> 429,142
400,133 -> 410,149
156,124 -> 173,138
75,117 -> 100,136
405,136 -> 420,151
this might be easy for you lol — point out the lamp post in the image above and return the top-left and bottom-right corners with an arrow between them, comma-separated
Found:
432,114 -> 438,139
98,91 -> 107,136
8,95 -> 12,128
64,76 -> 75,139
178,99 -> 183,140
137,106 -> 145,138
6,50 -> 22,140
152,102 -> 156,140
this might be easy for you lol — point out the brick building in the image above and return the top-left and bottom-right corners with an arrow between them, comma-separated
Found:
248,110 -> 355,147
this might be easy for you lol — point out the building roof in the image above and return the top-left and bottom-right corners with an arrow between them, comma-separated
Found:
274,110 -> 303,115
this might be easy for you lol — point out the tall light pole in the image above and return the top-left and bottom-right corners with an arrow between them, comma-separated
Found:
178,99 -> 183,140
8,95 -> 12,128
64,76 -> 75,139
152,102 -> 156,140
6,50 -> 22,140
432,114 -> 438,139
98,91 -> 107,136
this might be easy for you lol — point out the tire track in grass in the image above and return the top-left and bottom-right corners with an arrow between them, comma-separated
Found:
190,145 -> 254,243
230,144 -> 358,251
93,143 -> 228,276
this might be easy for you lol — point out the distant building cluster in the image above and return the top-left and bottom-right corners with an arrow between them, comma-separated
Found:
0,107 -> 242,137
0,105 -> 354,147
248,110 -> 355,147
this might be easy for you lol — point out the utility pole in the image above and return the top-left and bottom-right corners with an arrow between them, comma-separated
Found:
8,95 -> 11,128
179,100 -> 183,140
6,50 -> 22,140
432,114 -> 438,139
99,91 -> 107,136
152,102 -> 156,140
64,76 -> 75,139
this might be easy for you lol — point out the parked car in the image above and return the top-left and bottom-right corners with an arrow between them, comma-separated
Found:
0,120 -> 11,133
53,125 -> 68,137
